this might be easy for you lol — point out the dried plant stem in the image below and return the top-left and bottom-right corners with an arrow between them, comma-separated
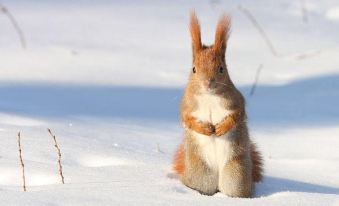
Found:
209,0 -> 220,9
238,6 -> 278,56
292,49 -> 322,60
156,143 -> 164,154
301,0 -> 308,24
48,128 -> 65,184
0,3 -> 26,49
250,64 -> 263,96
17,132 -> 26,191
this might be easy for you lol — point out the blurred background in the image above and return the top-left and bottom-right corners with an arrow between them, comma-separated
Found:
1,0 -> 339,124
1,0 -> 339,87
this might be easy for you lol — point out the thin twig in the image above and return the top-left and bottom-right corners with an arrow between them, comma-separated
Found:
292,49 -> 322,60
250,64 -> 263,96
156,143 -> 164,154
209,0 -> 220,10
17,132 -> 26,191
48,128 -> 65,184
238,6 -> 278,56
300,0 -> 308,24
0,4 -> 26,49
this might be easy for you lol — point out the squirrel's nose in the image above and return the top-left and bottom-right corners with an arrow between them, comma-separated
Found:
206,78 -> 216,88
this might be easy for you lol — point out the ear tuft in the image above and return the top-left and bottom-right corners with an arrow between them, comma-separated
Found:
190,11 -> 202,53
214,14 -> 231,54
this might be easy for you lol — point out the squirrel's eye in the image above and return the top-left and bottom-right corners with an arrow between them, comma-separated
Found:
219,67 -> 224,73
192,67 -> 196,73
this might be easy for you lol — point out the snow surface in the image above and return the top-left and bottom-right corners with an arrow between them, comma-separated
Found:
326,7 -> 339,21
0,0 -> 338,205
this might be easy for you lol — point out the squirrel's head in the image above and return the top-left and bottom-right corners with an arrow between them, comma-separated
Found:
189,12 -> 232,94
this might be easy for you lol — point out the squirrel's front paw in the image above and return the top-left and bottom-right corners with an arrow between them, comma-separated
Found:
215,122 -> 231,136
198,122 -> 215,136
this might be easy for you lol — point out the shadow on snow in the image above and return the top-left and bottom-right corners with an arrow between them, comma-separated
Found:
0,74 -> 338,127
256,176 -> 339,196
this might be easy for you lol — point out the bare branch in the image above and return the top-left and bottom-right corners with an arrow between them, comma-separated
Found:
156,143 -> 165,154
291,49 -> 322,60
301,0 -> 308,24
0,3 -> 26,49
47,128 -> 65,184
209,0 -> 220,10
249,64 -> 263,96
238,6 -> 278,56
17,132 -> 27,191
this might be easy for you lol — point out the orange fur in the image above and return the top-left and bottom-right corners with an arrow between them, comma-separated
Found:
173,144 -> 185,175
190,12 -> 202,54
182,113 -> 215,136
215,110 -> 243,136
173,12 -> 264,197
214,14 -> 231,54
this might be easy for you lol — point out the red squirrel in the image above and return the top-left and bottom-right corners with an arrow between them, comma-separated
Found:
173,13 -> 263,197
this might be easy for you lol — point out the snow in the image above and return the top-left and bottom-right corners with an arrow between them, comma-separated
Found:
326,7 -> 339,21
0,0 -> 338,205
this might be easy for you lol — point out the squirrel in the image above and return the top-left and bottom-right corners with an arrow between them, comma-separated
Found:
173,12 -> 263,198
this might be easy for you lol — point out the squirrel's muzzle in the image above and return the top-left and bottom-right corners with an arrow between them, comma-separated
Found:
205,78 -> 217,90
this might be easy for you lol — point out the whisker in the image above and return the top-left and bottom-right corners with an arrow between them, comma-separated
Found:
216,82 -> 230,87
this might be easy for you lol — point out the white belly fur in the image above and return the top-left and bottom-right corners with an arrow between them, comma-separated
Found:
191,93 -> 234,173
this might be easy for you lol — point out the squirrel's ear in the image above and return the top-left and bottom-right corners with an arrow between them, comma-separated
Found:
190,12 -> 202,55
214,14 -> 231,56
